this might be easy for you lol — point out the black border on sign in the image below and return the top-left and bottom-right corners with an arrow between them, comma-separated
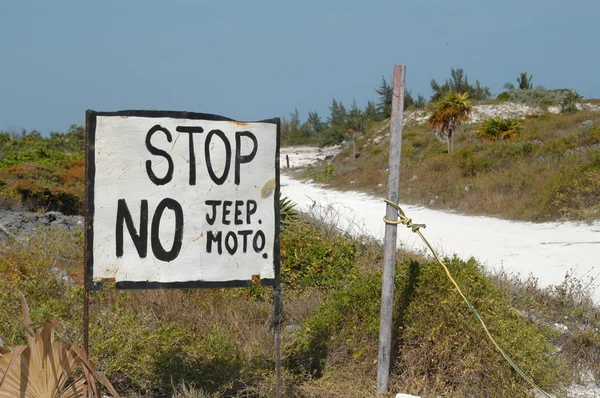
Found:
85,110 -> 281,290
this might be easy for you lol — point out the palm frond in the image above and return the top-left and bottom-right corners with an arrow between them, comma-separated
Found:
280,196 -> 298,227
0,293 -> 120,397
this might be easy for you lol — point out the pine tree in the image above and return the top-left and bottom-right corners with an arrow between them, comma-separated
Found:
364,100 -> 379,124
307,111 -> 323,134
404,89 -> 415,110
430,68 -> 491,102
346,99 -> 364,157
375,77 -> 392,118
346,99 -> 364,132
328,98 -> 347,129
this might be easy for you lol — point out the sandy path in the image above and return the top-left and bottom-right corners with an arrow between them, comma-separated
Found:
280,173 -> 600,303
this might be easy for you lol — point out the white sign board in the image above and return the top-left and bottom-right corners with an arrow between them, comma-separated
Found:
86,110 -> 280,289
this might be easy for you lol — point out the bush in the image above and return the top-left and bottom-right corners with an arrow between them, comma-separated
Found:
507,87 -> 582,110
14,183 -> 83,214
317,127 -> 346,147
287,256 -> 570,396
0,145 -> 81,168
393,256 -> 569,396
525,150 -> 600,220
560,89 -> 583,114
280,216 -> 358,289
456,148 -> 491,176
476,117 -> 523,142
91,301 -> 245,395
285,269 -> 381,377
496,91 -> 510,102
314,164 -> 335,182
0,159 -> 84,214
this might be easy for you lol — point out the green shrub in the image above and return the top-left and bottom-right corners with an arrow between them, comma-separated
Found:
280,217 -> 358,289
285,269 -> 381,377
287,257 -> 570,396
315,164 -> 335,182
456,148 -> 490,176
577,124 -> 600,146
550,166 -> 600,219
561,89 -> 583,114
0,145 -> 82,168
496,91 -> 510,102
15,183 -> 83,214
476,117 -> 523,141
317,127 -> 346,147
393,256 -> 568,396
507,87 -> 582,110
522,142 -> 534,155
561,330 -> 600,380
91,302 -> 245,395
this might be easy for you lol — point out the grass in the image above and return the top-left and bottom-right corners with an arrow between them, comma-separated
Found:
1,213 -> 598,397
298,108 -> 600,222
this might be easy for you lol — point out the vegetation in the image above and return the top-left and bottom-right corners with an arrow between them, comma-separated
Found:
507,87 -> 583,113
0,68 -> 598,396
301,110 -> 600,222
476,117 -> 523,141
0,293 -> 120,397
504,71 -> 533,90
279,67 -> 585,150
281,74 -> 426,148
1,210 -> 598,397
0,125 -> 84,214
430,68 -> 491,102
286,255 -> 575,396
427,92 -> 472,153
375,77 -> 424,118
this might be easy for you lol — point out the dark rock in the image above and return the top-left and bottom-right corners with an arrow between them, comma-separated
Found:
0,210 -> 83,241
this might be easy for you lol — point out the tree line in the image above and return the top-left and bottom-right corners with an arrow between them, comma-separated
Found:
281,67 -> 494,147
282,67 -> 585,149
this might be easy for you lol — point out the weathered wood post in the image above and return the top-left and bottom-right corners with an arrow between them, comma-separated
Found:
377,64 -> 406,393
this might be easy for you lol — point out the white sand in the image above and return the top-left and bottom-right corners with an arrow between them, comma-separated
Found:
280,172 -> 600,303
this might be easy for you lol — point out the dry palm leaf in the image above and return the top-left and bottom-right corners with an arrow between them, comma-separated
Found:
0,292 -> 120,398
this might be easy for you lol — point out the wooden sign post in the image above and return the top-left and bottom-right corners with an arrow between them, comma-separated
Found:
377,65 -> 406,393
85,110 -> 282,395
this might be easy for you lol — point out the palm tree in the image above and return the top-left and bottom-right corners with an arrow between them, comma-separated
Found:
504,71 -> 533,90
427,92 -> 472,153
516,71 -> 533,90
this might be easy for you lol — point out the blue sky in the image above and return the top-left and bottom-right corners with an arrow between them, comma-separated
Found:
0,0 -> 597,135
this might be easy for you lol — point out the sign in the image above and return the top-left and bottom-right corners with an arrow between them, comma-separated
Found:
86,110 -> 280,289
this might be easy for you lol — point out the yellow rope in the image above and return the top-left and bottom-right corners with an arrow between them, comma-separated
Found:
383,199 -> 551,398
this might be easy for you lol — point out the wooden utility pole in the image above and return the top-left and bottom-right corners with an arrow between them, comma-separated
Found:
377,64 -> 406,393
